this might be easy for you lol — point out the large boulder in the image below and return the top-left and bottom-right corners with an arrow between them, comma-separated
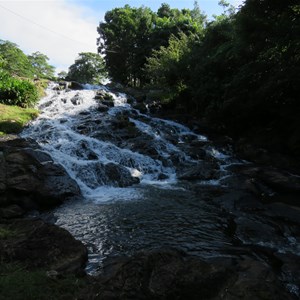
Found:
0,138 -> 81,210
0,218 -> 87,274
92,248 -> 294,300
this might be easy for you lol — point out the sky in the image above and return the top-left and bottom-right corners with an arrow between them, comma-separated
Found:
0,0 -> 245,73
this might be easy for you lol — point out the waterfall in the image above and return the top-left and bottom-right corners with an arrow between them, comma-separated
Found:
22,82 -> 231,201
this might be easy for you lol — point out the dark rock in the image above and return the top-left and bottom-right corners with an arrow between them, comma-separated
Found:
104,163 -> 139,187
128,138 -> 159,158
95,90 -> 114,104
39,100 -> 52,109
0,138 -> 81,210
133,102 -> 148,113
69,81 -> 84,90
0,218 -> 87,274
178,161 -> 219,181
102,100 -> 114,107
184,146 -> 207,160
0,204 -> 24,219
92,248 -> 293,300
71,94 -> 83,105
97,103 -> 109,112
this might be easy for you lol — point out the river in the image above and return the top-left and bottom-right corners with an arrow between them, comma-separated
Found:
21,82 -> 299,296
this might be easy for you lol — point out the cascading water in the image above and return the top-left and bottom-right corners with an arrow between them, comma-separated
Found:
22,82 -> 228,199
21,82 -> 236,271
21,82 -> 300,294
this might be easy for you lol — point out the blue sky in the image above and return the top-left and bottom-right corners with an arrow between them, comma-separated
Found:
0,0 -> 244,72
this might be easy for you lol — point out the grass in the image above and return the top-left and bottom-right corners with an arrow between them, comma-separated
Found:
0,263 -> 88,300
0,103 -> 39,135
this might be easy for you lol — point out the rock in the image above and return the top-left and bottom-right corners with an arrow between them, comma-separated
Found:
127,138 -> 160,158
92,248 -> 293,300
71,94 -> 83,105
68,81 -> 84,90
0,204 -> 24,219
104,163 -> 139,187
133,102 -> 148,113
95,90 -> 114,107
97,103 -> 109,113
0,218 -> 87,274
178,161 -> 219,181
0,138 -> 81,210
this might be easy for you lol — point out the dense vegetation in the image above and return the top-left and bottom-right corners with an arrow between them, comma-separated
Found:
66,52 -> 107,84
0,40 -> 54,108
0,40 -> 53,134
98,0 -> 300,157
97,2 -> 205,87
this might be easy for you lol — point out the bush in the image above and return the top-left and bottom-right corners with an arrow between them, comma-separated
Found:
0,71 -> 39,107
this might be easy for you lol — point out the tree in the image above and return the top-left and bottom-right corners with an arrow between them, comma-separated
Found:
0,40 -> 34,78
97,5 -> 155,86
145,32 -> 193,88
97,4 -> 205,87
67,52 -> 107,84
57,71 -> 67,80
27,51 -> 55,79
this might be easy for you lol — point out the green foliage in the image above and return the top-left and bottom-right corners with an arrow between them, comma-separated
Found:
0,263 -> 87,300
67,52 -> 107,84
145,32 -> 193,91
0,40 -> 34,78
57,71 -> 67,80
27,51 -> 55,79
0,71 -> 39,107
97,3 -> 206,87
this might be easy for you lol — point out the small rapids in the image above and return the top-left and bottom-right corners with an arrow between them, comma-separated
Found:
22,82 -> 228,199
22,82 -> 300,296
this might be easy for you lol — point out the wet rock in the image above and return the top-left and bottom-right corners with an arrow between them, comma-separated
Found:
95,90 -> 114,101
0,138 -> 81,210
184,146 -> 207,160
104,163 -> 139,187
71,94 -> 83,105
111,115 -> 135,130
276,253 -> 300,298
127,138 -> 160,158
0,218 -> 87,274
97,103 -> 109,112
39,100 -> 52,109
178,161 -> 219,181
92,248 -> 293,300
234,216 -> 283,246
240,167 -> 300,193
133,102 -> 148,113
68,81 -> 84,90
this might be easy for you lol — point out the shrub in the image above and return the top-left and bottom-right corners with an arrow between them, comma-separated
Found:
0,71 -> 39,107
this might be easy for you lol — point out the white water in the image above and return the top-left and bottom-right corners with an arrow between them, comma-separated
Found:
22,82 -> 231,202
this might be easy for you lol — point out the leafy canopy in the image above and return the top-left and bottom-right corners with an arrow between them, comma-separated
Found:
0,40 -> 34,78
27,52 -> 55,79
67,52 -> 107,84
97,2 -> 206,87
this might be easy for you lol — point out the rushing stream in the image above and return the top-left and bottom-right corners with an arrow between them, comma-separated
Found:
21,83 -> 300,295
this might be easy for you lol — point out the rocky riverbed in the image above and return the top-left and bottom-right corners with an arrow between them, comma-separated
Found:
1,82 -> 300,299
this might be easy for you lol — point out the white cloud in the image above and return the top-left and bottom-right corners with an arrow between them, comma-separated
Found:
0,0 -> 104,72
